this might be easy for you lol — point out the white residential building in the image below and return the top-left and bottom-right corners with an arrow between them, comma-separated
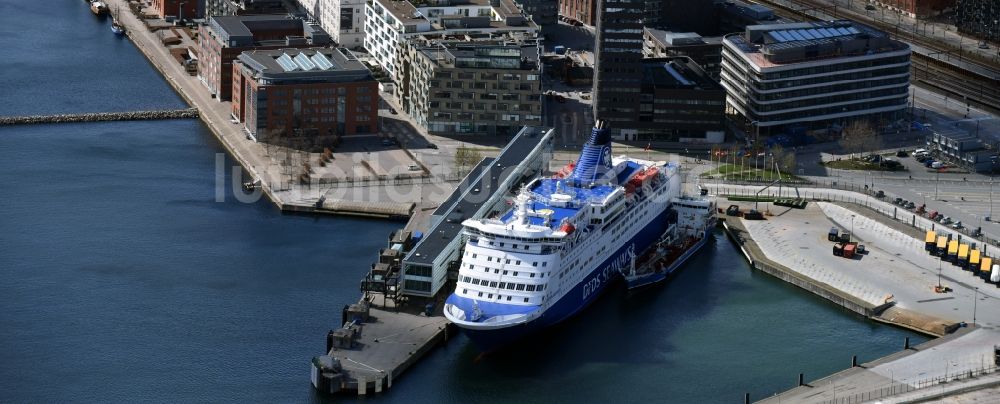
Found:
298,0 -> 367,48
363,0 -> 538,78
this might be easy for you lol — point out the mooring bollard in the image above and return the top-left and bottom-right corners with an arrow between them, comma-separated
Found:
798,373 -> 804,386
852,355 -> 858,367
904,337 -> 910,350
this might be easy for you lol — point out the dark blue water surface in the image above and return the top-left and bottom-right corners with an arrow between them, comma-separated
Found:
1,1 -> 927,403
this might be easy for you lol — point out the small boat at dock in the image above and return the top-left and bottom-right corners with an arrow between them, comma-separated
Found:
110,6 -> 125,35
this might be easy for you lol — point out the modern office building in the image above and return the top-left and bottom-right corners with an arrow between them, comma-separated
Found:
591,0 -> 644,138
517,0 -> 558,25
956,0 -> 999,42
197,15 -> 331,101
231,47 -> 379,142
153,0 -> 199,19
871,0 -> 956,19
204,0 -> 287,17
559,0 -> 596,26
643,0 -> 717,33
635,57 -> 725,142
363,0 -> 538,79
720,20 -> 911,136
643,28 -> 723,79
718,0 -> 791,34
395,37 -> 543,136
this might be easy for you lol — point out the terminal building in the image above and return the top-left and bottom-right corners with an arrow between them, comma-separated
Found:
394,36 -> 542,136
926,129 -> 998,173
720,20 -> 911,137
394,126 -> 553,298
636,57 -> 725,143
198,15 -> 331,101
230,47 -> 378,142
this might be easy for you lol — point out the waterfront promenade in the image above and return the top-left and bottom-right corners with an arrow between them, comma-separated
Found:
106,0 -> 450,217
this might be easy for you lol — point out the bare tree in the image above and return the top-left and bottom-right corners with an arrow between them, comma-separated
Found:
840,120 -> 882,159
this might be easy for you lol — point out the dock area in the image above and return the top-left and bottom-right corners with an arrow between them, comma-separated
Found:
709,183 -> 1000,402
311,295 -> 453,395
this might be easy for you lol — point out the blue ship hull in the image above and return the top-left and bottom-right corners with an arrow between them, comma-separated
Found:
459,207 -> 672,351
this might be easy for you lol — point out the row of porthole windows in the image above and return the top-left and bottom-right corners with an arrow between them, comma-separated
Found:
466,251 -> 548,268
462,288 -> 531,303
461,276 -> 546,292
469,263 -> 546,279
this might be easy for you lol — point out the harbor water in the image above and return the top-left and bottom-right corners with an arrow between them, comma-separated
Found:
1,1 -> 927,402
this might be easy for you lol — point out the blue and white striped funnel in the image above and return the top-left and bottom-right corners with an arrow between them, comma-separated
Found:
569,120 -> 614,185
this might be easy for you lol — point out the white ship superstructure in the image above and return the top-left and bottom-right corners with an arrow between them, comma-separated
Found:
444,121 -> 684,349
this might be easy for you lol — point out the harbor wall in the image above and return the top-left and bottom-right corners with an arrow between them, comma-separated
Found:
0,109 -> 198,125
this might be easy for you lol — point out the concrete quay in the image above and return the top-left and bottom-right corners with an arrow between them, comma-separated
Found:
710,183 -> 1000,402
104,0 -> 450,218
311,295 -> 453,395
0,108 -> 198,125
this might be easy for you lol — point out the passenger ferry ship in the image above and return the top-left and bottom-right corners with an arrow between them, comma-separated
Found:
443,121 -> 714,350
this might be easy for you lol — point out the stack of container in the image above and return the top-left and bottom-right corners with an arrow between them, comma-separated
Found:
924,230 -> 998,287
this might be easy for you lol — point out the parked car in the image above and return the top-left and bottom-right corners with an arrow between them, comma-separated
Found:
941,217 -> 953,225
931,161 -> 944,169
952,221 -> 963,229
876,190 -> 885,198
893,197 -> 903,205
924,159 -> 936,167
896,150 -> 909,157
934,215 -> 945,222
905,201 -> 916,210
927,210 -> 939,220
865,4 -> 877,11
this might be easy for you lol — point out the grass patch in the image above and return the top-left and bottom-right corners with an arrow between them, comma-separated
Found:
701,164 -> 802,181
822,158 -> 906,171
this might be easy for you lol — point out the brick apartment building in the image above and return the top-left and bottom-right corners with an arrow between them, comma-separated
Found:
197,15 -> 330,101
153,0 -> 199,19
559,0 -> 596,25
231,48 -> 379,142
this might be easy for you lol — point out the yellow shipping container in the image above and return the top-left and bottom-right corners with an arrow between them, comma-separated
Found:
937,236 -> 947,249
982,257 -> 993,273
948,240 -> 959,255
971,250 -> 981,265
958,244 -> 970,259
925,230 -> 937,244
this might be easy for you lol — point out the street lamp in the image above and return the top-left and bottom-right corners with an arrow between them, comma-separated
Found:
973,287 -> 979,326
851,214 -> 856,243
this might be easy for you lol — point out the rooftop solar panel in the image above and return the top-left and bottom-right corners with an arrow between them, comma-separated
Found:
276,53 -> 298,72
311,52 -> 334,70
836,27 -> 851,36
806,29 -> 821,39
789,30 -> 807,40
847,26 -> 860,34
773,31 -> 790,42
800,30 -> 816,39
293,53 -> 317,71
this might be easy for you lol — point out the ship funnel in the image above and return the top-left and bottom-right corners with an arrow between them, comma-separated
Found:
569,120 -> 614,186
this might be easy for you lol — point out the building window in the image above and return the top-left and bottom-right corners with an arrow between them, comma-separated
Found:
523,298 -> 529,303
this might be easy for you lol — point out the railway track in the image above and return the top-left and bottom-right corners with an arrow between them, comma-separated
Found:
751,0 -> 1000,116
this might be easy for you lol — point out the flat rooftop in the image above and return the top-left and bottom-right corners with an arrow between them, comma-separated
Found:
726,20 -> 907,67
237,47 -> 372,81
645,28 -> 722,47
418,43 -> 539,70
405,126 -> 549,266
641,57 -> 720,90
208,14 -> 330,47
